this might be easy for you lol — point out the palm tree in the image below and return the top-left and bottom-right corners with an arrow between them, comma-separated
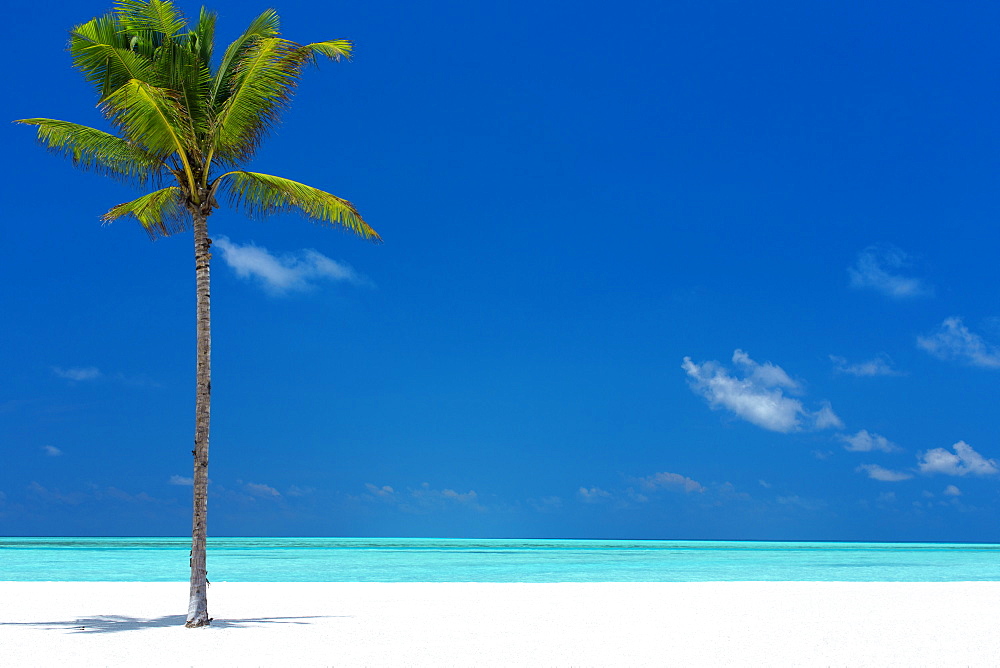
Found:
16,0 -> 380,627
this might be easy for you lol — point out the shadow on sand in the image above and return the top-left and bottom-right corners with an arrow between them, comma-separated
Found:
1,614 -> 345,633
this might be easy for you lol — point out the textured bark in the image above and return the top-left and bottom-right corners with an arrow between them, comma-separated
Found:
186,203 -> 212,628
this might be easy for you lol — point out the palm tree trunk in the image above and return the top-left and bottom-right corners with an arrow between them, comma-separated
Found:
186,205 -> 212,628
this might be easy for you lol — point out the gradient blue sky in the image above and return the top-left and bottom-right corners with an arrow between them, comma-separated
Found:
3,0 -> 999,541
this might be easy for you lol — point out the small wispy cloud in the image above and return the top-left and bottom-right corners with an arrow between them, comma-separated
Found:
529,496 -> 563,512
365,483 -> 395,498
856,464 -> 913,482
41,445 -> 62,457
244,481 -> 281,498
682,350 -> 842,433
407,483 -> 483,510
577,486 -> 612,503
829,354 -> 902,377
50,366 -> 157,387
944,485 -> 962,496
838,430 -> 901,453
362,482 -> 486,512
635,472 -> 705,494
917,441 -> 998,477
917,317 -> 1000,369
28,481 -> 160,505
51,366 -> 101,381
168,475 -> 193,486
848,244 -> 931,299
776,495 -> 827,511
214,236 -> 369,295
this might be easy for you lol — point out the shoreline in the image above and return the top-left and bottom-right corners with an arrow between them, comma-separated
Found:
2,581 -> 998,666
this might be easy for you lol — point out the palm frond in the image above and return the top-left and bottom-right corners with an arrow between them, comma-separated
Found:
73,42 -> 159,96
15,118 -> 165,183
294,39 -> 353,65
114,0 -> 186,39
209,8 -> 280,107
101,79 -> 194,159
217,171 -> 380,242
155,41 -> 213,136
210,37 -> 301,162
70,13 -> 146,99
189,8 -> 217,67
171,8 -> 217,140
102,186 -> 187,239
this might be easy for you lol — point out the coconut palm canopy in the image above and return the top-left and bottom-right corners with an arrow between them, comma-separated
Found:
16,0 -> 380,242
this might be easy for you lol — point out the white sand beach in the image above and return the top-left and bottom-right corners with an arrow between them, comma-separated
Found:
1,581 -> 998,666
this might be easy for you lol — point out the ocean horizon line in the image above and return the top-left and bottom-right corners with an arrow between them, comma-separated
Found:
4,535 -> 1000,546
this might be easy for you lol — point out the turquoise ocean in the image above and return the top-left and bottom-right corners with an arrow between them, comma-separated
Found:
2,538 -> 999,582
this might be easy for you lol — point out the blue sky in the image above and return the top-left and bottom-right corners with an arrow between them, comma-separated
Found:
3,0 -> 999,541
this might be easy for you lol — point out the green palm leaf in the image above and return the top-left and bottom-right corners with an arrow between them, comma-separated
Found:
209,8 -> 280,108
100,78 -> 196,174
156,41 -> 213,137
101,79 -> 200,193
217,171 -> 380,241
75,42 -> 160,93
189,8 -> 217,69
210,37 -> 300,162
102,186 -> 187,238
115,0 -> 187,39
70,14 -> 148,99
15,118 -> 165,183
295,39 -> 353,65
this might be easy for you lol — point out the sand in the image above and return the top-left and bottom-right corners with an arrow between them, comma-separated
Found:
1,581 -> 998,666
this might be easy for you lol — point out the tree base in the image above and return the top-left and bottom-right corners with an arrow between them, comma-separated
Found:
185,617 -> 212,628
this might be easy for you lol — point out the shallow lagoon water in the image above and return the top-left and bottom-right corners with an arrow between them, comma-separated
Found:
2,537 -> 998,582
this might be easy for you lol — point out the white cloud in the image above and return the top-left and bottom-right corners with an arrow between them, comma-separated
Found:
168,475 -> 193,486
917,317 -> 1000,369
917,441 -> 999,477
758,479 -> 772,489
944,485 -> 962,496
364,483 -> 395,498
51,366 -> 160,387
439,489 -> 479,503
848,244 -> 931,299
244,481 -> 281,497
41,445 -> 62,457
856,464 -> 913,482
214,236 -> 368,295
286,485 -> 315,497
363,482 -> 485,512
776,495 -> 827,511
838,430 -> 901,453
51,366 -> 101,381
732,349 -> 799,390
829,354 -> 902,377
636,472 -> 705,494
813,403 -> 843,430
28,481 -> 161,505
578,486 -> 611,502
409,483 -> 484,511
529,496 -> 564,512
682,350 -> 842,433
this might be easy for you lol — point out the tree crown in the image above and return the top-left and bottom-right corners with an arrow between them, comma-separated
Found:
17,0 -> 379,241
